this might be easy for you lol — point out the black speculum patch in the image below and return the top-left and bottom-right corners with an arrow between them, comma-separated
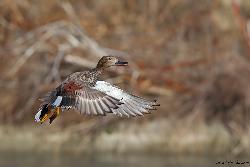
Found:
39,104 -> 49,120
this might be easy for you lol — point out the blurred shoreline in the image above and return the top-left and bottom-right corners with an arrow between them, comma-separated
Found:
0,118 -> 249,156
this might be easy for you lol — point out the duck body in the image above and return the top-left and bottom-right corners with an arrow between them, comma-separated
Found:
35,56 -> 159,124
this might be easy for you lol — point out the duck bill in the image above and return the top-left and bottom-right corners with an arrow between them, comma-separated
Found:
115,60 -> 128,66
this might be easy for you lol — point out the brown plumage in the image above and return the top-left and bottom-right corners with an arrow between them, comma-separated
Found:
35,56 -> 159,124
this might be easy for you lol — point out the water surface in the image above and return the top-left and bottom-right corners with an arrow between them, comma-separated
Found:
0,151 -> 247,167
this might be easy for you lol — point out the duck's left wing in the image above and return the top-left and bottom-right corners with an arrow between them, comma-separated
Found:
73,85 -> 122,116
93,81 -> 159,117
35,81 -> 123,122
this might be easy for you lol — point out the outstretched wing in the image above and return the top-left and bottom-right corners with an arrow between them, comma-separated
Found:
92,81 -> 159,117
73,86 -> 122,115
39,80 -> 159,117
39,81 -> 122,116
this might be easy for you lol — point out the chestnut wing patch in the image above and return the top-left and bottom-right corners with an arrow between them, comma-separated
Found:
63,81 -> 82,94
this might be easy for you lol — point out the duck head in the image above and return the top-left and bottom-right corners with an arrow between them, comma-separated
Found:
96,56 -> 128,69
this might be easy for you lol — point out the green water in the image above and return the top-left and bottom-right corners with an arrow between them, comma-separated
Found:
0,152 -> 226,167
1,152 -> 249,167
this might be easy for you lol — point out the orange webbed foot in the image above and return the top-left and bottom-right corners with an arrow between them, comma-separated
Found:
49,107 -> 61,124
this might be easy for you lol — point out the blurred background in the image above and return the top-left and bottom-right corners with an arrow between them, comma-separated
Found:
1,0 -> 250,166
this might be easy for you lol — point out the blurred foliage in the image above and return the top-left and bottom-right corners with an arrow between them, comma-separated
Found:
0,0 -> 250,135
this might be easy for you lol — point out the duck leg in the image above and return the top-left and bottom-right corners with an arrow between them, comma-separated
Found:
49,107 -> 61,124
40,114 -> 49,124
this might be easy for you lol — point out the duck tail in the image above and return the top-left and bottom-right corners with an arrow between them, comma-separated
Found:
35,95 -> 64,124
35,104 -> 52,124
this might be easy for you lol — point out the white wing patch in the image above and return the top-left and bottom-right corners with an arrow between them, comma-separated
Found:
52,96 -> 62,107
93,81 -> 124,100
93,81 -> 158,117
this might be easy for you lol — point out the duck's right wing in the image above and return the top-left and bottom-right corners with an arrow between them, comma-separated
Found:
92,81 -> 159,117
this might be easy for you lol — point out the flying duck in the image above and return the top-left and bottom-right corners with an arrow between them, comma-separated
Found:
35,56 -> 159,124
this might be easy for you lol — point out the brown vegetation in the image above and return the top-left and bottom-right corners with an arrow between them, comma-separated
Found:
1,0 -> 250,155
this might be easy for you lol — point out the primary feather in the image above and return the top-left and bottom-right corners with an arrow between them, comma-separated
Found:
93,81 -> 158,117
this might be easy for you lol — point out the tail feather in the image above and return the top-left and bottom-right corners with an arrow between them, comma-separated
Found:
35,95 -> 65,123
35,109 -> 42,122
35,104 -> 50,123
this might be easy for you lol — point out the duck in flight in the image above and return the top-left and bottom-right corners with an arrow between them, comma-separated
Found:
35,56 -> 160,124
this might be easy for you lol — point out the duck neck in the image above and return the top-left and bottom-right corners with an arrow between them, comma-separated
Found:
90,67 -> 104,80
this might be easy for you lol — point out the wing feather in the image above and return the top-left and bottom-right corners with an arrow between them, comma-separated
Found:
93,81 -> 159,117
39,79 -> 159,117
70,85 -> 121,116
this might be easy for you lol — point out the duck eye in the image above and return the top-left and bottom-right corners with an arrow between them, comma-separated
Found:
108,58 -> 112,60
